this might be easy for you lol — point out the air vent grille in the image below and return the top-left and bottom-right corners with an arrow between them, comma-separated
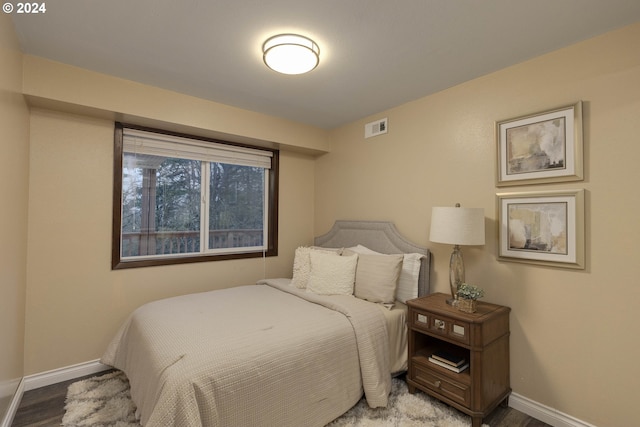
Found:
364,118 -> 388,138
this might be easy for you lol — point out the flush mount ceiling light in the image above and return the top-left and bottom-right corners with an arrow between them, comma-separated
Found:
262,34 -> 320,75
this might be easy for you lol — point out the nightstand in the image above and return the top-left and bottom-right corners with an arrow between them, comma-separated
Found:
406,293 -> 511,427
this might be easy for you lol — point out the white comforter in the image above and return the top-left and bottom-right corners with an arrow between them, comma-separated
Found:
101,279 -> 391,427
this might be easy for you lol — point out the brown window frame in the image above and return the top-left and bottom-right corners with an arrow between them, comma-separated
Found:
111,123 -> 279,269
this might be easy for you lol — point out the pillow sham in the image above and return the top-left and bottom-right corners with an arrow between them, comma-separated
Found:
354,253 -> 403,304
291,246 -> 340,289
306,251 -> 358,296
311,245 -> 343,254
347,244 -> 378,255
395,252 -> 424,303
348,244 -> 424,303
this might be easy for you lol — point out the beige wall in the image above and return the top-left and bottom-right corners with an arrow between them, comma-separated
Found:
0,13 -> 29,420
20,42 -> 323,376
24,109 -> 316,374
316,23 -> 640,427
22,55 -> 331,156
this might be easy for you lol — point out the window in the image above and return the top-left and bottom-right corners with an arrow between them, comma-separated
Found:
112,123 -> 278,269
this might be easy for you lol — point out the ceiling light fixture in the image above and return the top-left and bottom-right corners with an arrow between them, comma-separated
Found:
262,34 -> 320,75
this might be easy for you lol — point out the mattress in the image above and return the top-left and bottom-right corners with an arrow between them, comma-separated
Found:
379,300 -> 408,375
101,279 -> 393,427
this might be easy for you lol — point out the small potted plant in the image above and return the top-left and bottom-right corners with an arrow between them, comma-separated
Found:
456,283 -> 485,313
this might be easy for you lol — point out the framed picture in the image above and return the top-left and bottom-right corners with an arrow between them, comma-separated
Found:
497,189 -> 585,269
496,101 -> 583,186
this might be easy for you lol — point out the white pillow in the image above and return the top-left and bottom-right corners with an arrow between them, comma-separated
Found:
311,245 -> 343,254
396,252 -> 424,303
348,245 -> 424,303
291,247 -> 339,289
348,244 -> 379,255
307,252 -> 358,296
354,253 -> 403,304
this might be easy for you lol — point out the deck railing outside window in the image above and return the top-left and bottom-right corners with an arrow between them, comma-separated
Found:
122,229 -> 263,257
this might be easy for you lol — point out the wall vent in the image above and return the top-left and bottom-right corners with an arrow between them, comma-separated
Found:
364,118 -> 388,139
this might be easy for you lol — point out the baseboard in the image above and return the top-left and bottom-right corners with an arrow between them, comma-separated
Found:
510,392 -> 597,427
1,360 -> 110,427
0,378 -> 24,427
23,359 -> 111,391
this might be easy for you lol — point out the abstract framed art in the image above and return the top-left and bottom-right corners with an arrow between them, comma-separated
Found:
497,189 -> 585,269
496,101 -> 583,186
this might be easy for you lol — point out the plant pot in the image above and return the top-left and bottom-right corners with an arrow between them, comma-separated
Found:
457,298 -> 477,313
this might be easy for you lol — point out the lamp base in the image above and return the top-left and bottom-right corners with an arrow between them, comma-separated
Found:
449,245 -> 465,302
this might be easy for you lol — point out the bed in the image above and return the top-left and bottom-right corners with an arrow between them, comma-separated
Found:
101,220 -> 431,427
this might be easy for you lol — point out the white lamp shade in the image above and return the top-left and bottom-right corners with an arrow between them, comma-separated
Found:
263,34 -> 320,75
429,206 -> 485,246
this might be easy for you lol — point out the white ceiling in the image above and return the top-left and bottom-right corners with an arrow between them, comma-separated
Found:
11,0 -> 640,129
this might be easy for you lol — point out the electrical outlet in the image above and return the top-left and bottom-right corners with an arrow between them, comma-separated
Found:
364,118 -> 388,138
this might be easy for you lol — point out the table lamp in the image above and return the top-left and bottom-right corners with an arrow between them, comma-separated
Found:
429,203 -> 485,303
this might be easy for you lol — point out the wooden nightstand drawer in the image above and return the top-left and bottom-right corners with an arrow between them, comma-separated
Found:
430,314 -> 470,345
445,318 -> 470,345
412,363 -> 471,406
411,309 -> 431,330
411,308 -> 471,345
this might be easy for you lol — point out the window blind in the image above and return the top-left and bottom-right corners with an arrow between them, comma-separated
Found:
123,128 -> 273,169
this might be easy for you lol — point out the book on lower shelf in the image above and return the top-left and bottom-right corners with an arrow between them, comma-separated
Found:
428,357 -> 470,373
430,349 -> 467,367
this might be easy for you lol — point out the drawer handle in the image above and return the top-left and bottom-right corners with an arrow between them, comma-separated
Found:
435,319 -> 445,330
434,380 -> 441,388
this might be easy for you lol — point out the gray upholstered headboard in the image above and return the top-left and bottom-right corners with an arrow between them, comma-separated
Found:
314,220 -> 431,297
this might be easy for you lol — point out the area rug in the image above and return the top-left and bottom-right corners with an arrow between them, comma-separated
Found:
63,370 -> 487,426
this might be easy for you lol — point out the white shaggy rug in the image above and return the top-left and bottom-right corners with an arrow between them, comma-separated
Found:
63,370 -> 488,426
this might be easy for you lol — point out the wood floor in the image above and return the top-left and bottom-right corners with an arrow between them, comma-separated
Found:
11,372 -> 108,427
11,371 -> 551,427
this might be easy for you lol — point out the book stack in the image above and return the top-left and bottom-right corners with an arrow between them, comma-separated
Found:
428,350 -> 469,373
